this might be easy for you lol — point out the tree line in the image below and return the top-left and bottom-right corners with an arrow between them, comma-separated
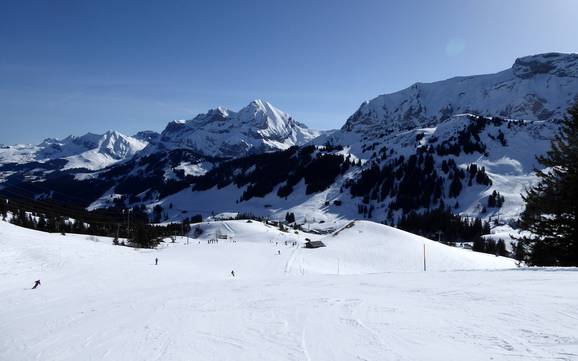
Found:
0,197 -> 197,248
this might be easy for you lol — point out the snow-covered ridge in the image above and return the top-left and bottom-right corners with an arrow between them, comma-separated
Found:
0,130 -> 147,170
513,52 -> 578,79
148,99 -> 321,158
342,52 -> 578,138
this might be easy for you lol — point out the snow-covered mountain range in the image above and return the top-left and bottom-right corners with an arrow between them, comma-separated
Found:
144,99 -> 321,158
0,100 -> 319,181
1,52 -> 577,234
0,130 -> 148,171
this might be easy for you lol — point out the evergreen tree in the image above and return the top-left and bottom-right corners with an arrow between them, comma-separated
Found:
37,215 -> 47,232
496,239 -> 508,257
0,199 -> 7,221
152,205 -> 163,223
511,241 -> 526,262
285,212 -> 296,224
519,102 -> 578,266
449,175 -> 462,198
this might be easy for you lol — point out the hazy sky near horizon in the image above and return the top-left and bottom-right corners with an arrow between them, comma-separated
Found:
1,0 -> 577,144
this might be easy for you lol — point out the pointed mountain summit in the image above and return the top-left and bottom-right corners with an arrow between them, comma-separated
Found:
150,100 -> 321,158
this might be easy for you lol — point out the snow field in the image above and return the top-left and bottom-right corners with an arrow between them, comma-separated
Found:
1,220 -> 577,361
289,221 -> 517,275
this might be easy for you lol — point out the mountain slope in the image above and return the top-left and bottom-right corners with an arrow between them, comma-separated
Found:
128,114 -> 554,232
288,220 -> 516,274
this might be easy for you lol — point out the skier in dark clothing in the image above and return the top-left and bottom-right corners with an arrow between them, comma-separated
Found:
231,270 -> 235,277
155,258 -> 158,265
32,280 -> 41,289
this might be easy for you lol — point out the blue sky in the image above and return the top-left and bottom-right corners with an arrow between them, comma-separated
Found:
1,0 -> 577,144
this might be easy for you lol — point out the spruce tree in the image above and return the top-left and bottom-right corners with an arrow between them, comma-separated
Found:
519,102 -> 578,266
285,212 -> 295,224
0,198 -> 7,221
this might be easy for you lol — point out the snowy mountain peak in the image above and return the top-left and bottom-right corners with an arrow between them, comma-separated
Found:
513,52 -> 578,79
38,130 -> 145,161
133,130 -> 160,143
185,106 -> 232,127
238,99 -> 305,132
241,99 -> 281,117
153,100 -> 321,158
0,130 -> 148,170
96,130 -> 147,160
341,52 -> 578,138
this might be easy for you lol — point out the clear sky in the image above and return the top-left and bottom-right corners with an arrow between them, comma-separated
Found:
1,0 -> 577,144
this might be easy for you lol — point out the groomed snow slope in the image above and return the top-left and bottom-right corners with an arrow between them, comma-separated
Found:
1,220 -> 577,361
288,221 -> 516,274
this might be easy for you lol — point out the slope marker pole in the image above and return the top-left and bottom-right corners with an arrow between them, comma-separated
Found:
423,244 -> 427,272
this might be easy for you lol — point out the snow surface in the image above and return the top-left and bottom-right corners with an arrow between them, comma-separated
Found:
288,221 -> 516,274
3,219 -> 577,361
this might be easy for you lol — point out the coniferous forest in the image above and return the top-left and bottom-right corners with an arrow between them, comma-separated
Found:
0,196 -> 195,248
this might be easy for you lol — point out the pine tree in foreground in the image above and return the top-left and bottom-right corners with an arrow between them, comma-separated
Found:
519,101 -> 578,266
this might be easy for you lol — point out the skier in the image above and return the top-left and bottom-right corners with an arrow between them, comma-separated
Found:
278,250 -> 281,255
231,270 -> 235,277
31,280 -> 41,289
155,258 -> 158,265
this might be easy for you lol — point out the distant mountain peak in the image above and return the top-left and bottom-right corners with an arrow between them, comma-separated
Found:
242,99 -> 285,116
341,52 -> 578,138
133,130 -> 160,143
0,130 -> 148,170
153,100 -> 321,158
513,52 -> 578,79
247,98 -> 270,109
